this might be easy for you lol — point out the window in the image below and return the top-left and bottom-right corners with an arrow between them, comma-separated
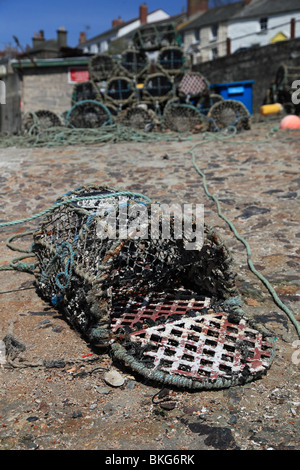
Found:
194,29 -> 200,43
260,17 -> 268,31
211,24 -> 218,41
211,47 -> 218,60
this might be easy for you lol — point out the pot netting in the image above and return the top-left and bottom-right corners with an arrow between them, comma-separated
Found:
31,185 -> 274,389
208,99 -> 251,131
24,110 -> 62,133
132,23 -> 179,51
178,72 -> 210,102
120,49 -> 148,78
122,107 -> 154,129
163,103 -> 208,132
105,77 -> 136,106
142,73 -> 173,103
157,47 -> 185,75
88,53 -> 117,82
71,81 -> 103,106
66,100 -> 113,128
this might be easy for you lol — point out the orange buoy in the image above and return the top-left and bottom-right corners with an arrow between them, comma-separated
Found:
280,115 -> 300,129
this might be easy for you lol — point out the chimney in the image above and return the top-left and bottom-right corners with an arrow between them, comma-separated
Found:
187,0 -> 208,18
32,30 -> 45,49
79,32 -> 87,44
112,16 -> 125,28
139,3 -> 148,24
57,26 -> 67,48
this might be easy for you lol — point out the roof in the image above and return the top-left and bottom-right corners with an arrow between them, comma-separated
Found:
179,1 -> 245,31
179,0 -> 300,32
78,8 -> 169,47
232,0 -> 300,20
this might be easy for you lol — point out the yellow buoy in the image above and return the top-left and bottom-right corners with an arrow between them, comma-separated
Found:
260,103 -> 283,115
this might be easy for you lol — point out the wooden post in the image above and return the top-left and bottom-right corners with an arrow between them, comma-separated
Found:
226,37 -> 231,55
291,18 -> 295,39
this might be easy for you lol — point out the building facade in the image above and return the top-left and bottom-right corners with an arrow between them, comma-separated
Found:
180,0 -> 300,64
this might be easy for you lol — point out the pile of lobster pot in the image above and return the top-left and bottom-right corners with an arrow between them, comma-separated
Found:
65,43 -> 251,133
23,43 -> 251,133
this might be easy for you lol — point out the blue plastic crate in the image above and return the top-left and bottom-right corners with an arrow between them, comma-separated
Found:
211,80 -> 255,114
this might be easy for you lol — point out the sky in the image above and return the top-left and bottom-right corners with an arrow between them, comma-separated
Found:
0,0 -> 236,50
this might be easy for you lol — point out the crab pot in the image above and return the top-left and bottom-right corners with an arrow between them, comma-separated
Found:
23,110 -> 62,134
132,22 -> 178,51
178,72 -> 210,101
88,53 -> 116,82
31,185 -> 275,389
207,99 -> 250,131
158,46 -> 185,75
71,81 -> 103,106
66,100 -> 113,128
143,73 -> 173,102
163,103 -> 207,133
105,76 -> 135,105
120,49 -> 148,77
122,106 -> 153,129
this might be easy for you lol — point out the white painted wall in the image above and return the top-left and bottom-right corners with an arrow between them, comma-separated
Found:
228,11 -> 300,52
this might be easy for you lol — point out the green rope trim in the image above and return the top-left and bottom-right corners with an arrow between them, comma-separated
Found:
0,191 -> 152,228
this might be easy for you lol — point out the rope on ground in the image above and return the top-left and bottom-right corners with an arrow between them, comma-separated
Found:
189,143 -> 300,339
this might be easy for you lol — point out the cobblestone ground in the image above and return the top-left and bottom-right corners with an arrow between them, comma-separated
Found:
0,120 -> 299,450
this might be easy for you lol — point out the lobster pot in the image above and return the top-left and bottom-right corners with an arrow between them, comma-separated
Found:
105,76 -> 135,105
71,81 -> 102,106
275,64 -> 300,89
24,110 -> 62,133
143,73 -> 173,103
66,100 -> 113,128
120,49 -> 148,77
88,53 -> 116,82
158,46 -> 185,75
163,103 -> 207,133
132,22 -> 178,51
208,99 -> 250,131
31,184 -> 275,389
122,106 -> 153,129
178,72 -> 210,101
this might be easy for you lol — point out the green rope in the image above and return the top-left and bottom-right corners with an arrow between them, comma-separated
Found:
0,191 -> 152,228
190,144 -> 300,339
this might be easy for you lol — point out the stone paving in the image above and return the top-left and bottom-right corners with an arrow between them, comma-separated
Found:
0,120 -> 299,450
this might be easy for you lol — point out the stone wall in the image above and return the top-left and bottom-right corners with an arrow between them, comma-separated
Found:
20,66 -> 74,116
193,37 -> 300,113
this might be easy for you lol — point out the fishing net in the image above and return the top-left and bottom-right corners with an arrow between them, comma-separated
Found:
23,110 -> 62,134
105,76 -> 136,105
273,64 -> 300,114
120,49 -> 148,78
88,53 -> 117,82
207,99 -> 251,131
157,46 -> 185,75
71,81 -> 103,106
66,100 -> 113,128
30,184 -> 275,390
163,103 -> 208,133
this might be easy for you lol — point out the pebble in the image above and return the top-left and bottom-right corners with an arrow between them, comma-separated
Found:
104,369 -> 125,387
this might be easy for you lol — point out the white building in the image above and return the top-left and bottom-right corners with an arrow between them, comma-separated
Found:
228,0 -> 300,53
78,4 -> 170,54
179,0 -> 300,63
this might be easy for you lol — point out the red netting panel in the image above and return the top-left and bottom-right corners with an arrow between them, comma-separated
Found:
110,290 -> 211,333
128,313 -> 274,381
